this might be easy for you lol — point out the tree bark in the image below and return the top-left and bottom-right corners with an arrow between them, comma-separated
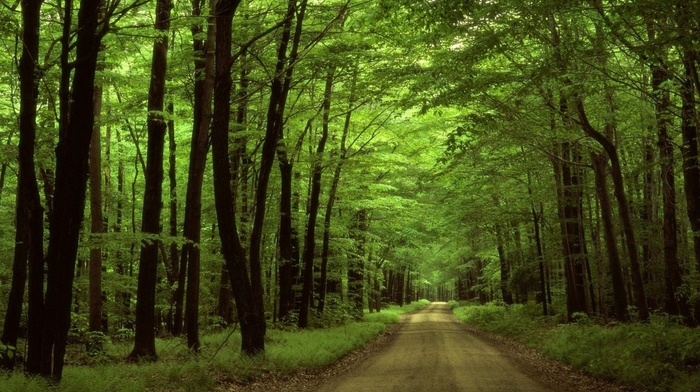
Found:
348,209 -> 367,316
89,77 -> 105,333
40,0 -> 102,379
653,65 -> 692,322
252,0 -> 306,331
527,173 -> 547,316
179,0 -> 216,351
211,0 -> 264,355
299,69 -> 334,328
129,0 -> 173,361
592,153 -> 629,321
575,99 -> 649,321
494,220 -> 513,305
2,0 -> 44,372
678,50 -> 700,323
318,65 -> 357,315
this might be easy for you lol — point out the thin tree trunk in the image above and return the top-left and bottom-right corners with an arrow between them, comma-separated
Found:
249,0 -> 307,333
89,76 -> 105,333
348,209 -> 367,316
299,69 -> 334,328
592,153 -> 629,321
318,65 -> 357,315
129,0 -> 173,361
494,220 -> 513,305
575,100 -> 649,321
527,172 -> 547,316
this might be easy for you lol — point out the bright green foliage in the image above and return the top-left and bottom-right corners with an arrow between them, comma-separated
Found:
452,303 -> 700,392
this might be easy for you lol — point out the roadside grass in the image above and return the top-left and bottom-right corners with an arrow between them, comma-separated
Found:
0,300 -> 430,392
451,302 -> 700,392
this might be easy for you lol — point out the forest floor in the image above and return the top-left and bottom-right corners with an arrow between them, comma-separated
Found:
224,303 -> 643,392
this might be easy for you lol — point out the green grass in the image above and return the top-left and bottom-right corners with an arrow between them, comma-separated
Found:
451,302 -> 700,392
0,300 -> 430,392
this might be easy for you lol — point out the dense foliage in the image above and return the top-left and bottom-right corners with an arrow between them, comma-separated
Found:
0,0 -> 699,389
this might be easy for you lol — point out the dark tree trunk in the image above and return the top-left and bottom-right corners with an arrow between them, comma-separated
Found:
277,144 -> 295,321
575,99 -> 649,321
180,0 -> 216,351
165,99 -> 178,318
211,0 -> 265,355
277,130 -> 295,321
592,153 -> 629,321
318,65 -> 357,315
253,0 -> 306,331
348,209 -> 367,316
89,79 -> 105,333
548,15 -> 593,320
40,0 -> 102,379
395,267 -> 404,307
678,50 -> 700,323
299,69 -> 334,328
2,0 -> 44,372
129,0 -> 173,361
216,264 -> 234,325
494,220 -> 513,305
527,173 -> 547,316
655,69 -> 692,322
552,141 -> 589,320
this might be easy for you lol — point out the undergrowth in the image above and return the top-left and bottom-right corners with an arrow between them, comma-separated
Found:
0,299 -> 430,392
451,302 -> 700,392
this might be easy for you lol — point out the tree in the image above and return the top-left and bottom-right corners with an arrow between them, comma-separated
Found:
1,0 -> 44,372
299,68 -> 334,328
129,0 -> 173,361
179,0 -> 217,351
40,0 -> 104,379
211,0 -> 265,355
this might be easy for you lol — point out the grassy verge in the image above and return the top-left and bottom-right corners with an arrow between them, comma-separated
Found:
1,300 -> 430,392
450,301 -> 700,392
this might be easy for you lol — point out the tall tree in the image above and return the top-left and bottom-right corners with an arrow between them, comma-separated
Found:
129,0 -> 173,361
211,0 -> 264,355
89,76 -> 106,334
180,0 -> 216,350
40,0 -> 103,379
1,0 -> 44,372
299,68 -> 334,328
318,65 -> 357,314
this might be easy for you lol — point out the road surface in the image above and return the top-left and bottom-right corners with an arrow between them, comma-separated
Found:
314,302 -> 553,392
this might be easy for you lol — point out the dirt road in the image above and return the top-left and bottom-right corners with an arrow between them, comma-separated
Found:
314,302 -> 553,392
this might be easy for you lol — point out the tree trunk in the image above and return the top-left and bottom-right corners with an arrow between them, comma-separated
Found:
494,221 -> 513,305
211,0 -> 264,355
655,71 -> 692,322
129,0 -> 173,361
89,78 -> 105,333
348,209 -> 367,316
592,153 -> 629,321
299,69 -> 334,328
552,141 -> 589,320
575,99 -> 649,321
40,0 -> 102,379
678,50 -> 700,323
318,65 -> 357,315
180,0 -> 216,351
2,0 -> 44,372
527,173 -> 547,316
277,129 -> 295,322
